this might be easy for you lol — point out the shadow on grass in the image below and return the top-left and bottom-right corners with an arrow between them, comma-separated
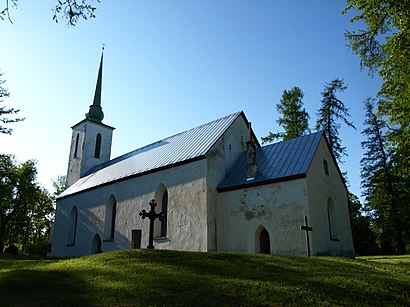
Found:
0,265 -> 93,306
0,251 -> 409,306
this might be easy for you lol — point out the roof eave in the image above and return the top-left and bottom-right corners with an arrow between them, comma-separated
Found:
217,173 -> 307,193
58,155 -> 207,200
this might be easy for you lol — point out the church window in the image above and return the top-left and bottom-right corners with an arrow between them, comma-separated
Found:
161,190 -> 168,237
67,206 -> 78,246
92,234 -> 102,254
255,225 -> 271,254
94,133 -> 102,158
104,196 -> 117,240
260,228 -> 271,254
327,197 -> 338,240
154,184 -> 168,239
74,133 -> 80,158
323,159 -> 329,176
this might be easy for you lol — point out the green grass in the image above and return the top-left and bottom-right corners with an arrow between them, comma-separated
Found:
0,250 -> 409,306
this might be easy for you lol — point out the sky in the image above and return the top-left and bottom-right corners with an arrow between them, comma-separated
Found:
0,0 -> 382,200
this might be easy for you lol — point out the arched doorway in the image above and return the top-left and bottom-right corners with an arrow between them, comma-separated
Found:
260,228 -> 271,254
92,234 -> 102,254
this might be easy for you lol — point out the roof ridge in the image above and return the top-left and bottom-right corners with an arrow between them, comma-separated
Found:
61,111 -> 244,198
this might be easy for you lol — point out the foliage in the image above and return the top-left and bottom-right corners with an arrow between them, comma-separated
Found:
262,86 -> 310,144
0,0 -> 100,25
347,192 -> 379,255
343,0 -> 410,179
0,155 -> 54,255
315,78 -> 356,165
0,250 -> 409,306
360,98 -> 408,254
51,175 -> 66,202
0,71 -> 24,135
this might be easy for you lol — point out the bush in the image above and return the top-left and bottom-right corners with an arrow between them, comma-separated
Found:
4,244 -> 19,255
24,239 -> 49,256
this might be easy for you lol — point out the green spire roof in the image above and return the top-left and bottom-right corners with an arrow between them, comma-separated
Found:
86,49 -> 104,123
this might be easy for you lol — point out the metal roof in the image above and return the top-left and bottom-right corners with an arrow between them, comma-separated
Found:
59,111 -> 244,198
217,131 -> 323,192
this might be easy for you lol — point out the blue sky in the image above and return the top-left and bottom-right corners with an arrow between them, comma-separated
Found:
0,0 -> 381,200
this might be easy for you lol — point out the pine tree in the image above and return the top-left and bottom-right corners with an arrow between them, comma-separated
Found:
0,72 -> 24,135
262,86 -> 309,144
360,98 -> 406,254
315,78 -> 355,164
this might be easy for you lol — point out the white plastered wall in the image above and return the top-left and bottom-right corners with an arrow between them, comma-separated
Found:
51,159 -> 208,257
306,136 -> 355,257
217,179 -> 310,256
206,115 -> 249,252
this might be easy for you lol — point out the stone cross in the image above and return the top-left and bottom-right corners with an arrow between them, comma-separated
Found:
139,199 -> 164,249
300,215 -> 313,256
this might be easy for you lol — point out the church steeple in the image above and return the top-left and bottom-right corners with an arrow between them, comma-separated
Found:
86,48 -> 104,123
66,48 -> 115,188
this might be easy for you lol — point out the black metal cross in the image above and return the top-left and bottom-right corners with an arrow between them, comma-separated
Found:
139,199 -> 164,249
300,215 -> 313,256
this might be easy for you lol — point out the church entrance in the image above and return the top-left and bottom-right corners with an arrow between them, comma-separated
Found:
92,234 -> 102,254
260,228 -> 271,254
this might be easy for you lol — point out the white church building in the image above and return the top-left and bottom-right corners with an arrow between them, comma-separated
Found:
50,53 -> 354,258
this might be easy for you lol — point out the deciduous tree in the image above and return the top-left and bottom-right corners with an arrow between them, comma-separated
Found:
0,155 -> 54,255
0,0 -> 100,25
347,192 -> 379,255
343,0 -> 410,179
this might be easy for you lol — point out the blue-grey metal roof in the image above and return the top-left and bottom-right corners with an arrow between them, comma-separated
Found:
217,131 -> 323,192
59,111 -> 244,198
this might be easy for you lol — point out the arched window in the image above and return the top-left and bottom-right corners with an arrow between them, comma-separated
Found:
67,206 -> 78,246
154,184 -> 168,238
161,190 -> 168,237
104,195 -> 117,240
74,133 -> 80,158
92,234 -> 102,254
327,197 -> 338,240
255,225 -> 271,254
94,133 -> 102,158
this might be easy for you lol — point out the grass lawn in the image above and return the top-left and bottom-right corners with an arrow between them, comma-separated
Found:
0,250 -> 409,306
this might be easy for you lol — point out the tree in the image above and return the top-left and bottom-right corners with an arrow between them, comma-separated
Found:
360,98 -> 407,254
0,0 -> 100,26
51,175 -> 66,201
343,0 -> 410,179
0,155 -> 54,255
262,86 -> 310,144
315,78 -> 356,165
0,154 -> 18,253
347,192 -> 379,255
0,71 -> 24,135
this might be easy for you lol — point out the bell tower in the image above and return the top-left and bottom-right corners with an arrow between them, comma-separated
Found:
66,49 -> 115,188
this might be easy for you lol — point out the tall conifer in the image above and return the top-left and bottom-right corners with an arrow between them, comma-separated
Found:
315,78 -> 355,164
262,86 -> 309,144
360,98 -> 406,254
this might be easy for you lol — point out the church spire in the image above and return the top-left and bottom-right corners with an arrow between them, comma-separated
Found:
86,48 -> 104,123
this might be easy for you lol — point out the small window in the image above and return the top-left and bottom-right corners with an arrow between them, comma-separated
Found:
327,198 -> 338,240
161,190 -> 168,237
67,206 -> 78,246
104,196 -> 117,240
110,200 -> 117,239
94,133 -> 102,158
323,159 -> 329,176
74,133 -> 80,158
